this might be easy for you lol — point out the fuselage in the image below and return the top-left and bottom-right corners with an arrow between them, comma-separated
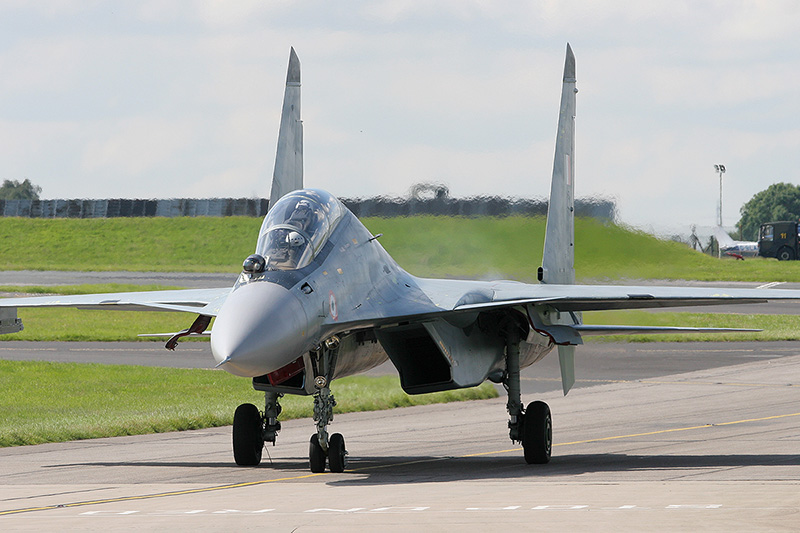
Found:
210,188 -> 556,393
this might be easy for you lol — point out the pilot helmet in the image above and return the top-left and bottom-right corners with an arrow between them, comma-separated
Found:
287,231 -> 305,246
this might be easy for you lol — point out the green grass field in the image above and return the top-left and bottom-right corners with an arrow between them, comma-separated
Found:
0,360 -> 497,447
3,215 -> 800,281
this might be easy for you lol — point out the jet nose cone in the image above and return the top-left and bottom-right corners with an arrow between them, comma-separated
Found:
211,282 -> 308,377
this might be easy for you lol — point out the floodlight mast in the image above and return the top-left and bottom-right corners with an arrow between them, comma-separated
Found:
714,164 -> 726,259
714,164 -> 726,227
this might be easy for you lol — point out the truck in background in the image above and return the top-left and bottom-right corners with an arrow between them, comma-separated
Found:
759,221 -> 800,260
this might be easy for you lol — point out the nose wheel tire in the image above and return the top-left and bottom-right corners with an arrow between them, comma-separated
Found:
328,433 -> 348,473
233,403 -> 264,466
309,434 -> 327,473
522,400 -> 552,464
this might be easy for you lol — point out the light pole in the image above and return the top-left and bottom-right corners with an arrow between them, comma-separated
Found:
714,164 -> 726,227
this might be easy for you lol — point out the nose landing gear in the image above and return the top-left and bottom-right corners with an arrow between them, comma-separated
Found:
232,391 -> 282,467
231,335 -> 348,472
308,336 -> 348,473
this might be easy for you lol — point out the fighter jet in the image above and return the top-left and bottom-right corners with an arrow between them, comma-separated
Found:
2,45 -> 800,473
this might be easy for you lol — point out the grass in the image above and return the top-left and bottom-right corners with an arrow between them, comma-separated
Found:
0,217 -> 260,273
0,360 -> 497,447
4,215 -> 800,281
368,216 -> 800,282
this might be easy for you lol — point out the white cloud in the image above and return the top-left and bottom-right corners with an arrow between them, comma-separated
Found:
80,117 -> 198,175
1,0 -> 799,236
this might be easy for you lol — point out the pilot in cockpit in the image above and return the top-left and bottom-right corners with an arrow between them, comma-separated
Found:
283,200 -> 312,250
257,197 -> 323,271
287,200 -> 313,233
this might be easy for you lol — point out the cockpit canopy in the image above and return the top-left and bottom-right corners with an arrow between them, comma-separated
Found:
255,189 -> 344,271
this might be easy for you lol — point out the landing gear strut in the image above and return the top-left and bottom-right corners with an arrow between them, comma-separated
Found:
503,322 -> 552,464
232,391 -> 282,466
309,336 -> 348,473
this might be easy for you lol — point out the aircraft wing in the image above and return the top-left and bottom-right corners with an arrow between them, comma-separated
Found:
322,277 -> 795,337
412,278 -> 793,313
0,287 -> 232,315
453,282 -> 780,312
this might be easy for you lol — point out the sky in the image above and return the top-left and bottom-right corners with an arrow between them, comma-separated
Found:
1,1 -> 799,235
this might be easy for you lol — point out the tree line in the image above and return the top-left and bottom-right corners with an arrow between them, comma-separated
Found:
0,179 -> 41,200
737,183 -> 800,241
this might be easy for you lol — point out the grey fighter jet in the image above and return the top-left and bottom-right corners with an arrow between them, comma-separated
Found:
2,45 -> 799,473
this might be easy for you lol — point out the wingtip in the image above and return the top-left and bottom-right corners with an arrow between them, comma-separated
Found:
287,47 -> 301,85
563,43 -> 575,81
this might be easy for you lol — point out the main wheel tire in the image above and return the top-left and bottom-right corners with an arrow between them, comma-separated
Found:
522,400 -> 552,464
233,403 -> 263,466
778,247 -> 795,261
328,433 -> 348,473
309,434 -> 327,473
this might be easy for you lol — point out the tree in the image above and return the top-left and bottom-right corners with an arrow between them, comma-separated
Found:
737,182 -> 800,241
0,179 -> 42,200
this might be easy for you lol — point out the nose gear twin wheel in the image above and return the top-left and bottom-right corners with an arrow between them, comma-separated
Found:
328,433 -> 348,472
309,435 -> 326,473
309,432 -> 348,473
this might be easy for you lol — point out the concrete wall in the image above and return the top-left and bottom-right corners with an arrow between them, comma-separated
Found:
0,196 -> 615,221
0,198 -> 268,218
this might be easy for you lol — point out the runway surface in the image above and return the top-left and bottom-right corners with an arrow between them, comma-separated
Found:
2,344 -> 800,530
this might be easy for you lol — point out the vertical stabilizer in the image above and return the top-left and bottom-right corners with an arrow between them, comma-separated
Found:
268,47 -> 303,211
541,44 -> 576,285
541,44 -> 579,396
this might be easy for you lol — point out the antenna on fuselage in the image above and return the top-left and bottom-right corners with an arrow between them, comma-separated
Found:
268,47 -> 304,212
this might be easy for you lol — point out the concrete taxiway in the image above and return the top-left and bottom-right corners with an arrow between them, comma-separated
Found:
2,348 -> 799,530
2,272 -> 800,528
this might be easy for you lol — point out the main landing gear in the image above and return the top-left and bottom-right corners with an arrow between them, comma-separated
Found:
503,323 -> 552,464
231,335 -> 347,473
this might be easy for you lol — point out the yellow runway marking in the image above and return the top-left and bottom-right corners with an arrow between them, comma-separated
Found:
522,376 -> 797,388
0,473 -> 327,516
4,411 -> 799,517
